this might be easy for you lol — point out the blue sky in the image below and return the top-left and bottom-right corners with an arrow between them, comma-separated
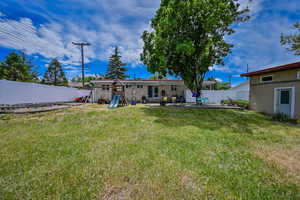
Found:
0,0 -> 299,85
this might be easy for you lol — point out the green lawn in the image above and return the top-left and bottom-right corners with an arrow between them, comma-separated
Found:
0,104 -> 299,199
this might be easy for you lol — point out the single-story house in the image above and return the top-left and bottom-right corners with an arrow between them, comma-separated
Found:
241,61 -> 300,119
92,80 -> 215,103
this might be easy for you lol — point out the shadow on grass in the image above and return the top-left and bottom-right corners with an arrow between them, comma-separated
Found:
139,106 -> 300,199
143,107 -> 270,132
140,106 -> 293,144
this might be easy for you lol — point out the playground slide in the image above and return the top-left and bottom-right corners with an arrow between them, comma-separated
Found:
108,95 -> 121,109
112,95 -> 121,108
108,95 -> 117,109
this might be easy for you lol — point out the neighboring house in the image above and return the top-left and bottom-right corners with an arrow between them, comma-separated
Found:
92,80 -> 215,103
185,81 -> 249,104
241,61 -> 300,119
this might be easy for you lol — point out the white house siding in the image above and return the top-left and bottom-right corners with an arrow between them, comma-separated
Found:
185,81 -> 249,104
0,80 -> 90,105
92,80 -> 197,103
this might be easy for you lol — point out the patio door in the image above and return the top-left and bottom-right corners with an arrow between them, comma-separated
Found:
148,86 -> 159,98
275,88 -> 294,117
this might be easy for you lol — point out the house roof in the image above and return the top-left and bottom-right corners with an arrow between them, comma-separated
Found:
92,79 -> 183,82
241,61 -> 300,77
91,79 -> 216,86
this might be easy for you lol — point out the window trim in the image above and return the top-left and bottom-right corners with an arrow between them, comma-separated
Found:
260,75 -> 273,83
297,71 -> 300,79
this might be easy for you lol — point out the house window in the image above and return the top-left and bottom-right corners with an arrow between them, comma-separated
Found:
280,90 -> 290,104
137,85 -> 143,89
297,71 -> 300,79
261,75 -> 273,82
102,85 -> 110,90
154,87 -> 159,97
148,86 -> 153,98
171,85 -> 177,91
148,86 -> 159,98
126,85 -> 132,89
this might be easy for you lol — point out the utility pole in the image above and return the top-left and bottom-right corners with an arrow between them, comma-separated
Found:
246,64 -> 249,81
72,42 -> 91,88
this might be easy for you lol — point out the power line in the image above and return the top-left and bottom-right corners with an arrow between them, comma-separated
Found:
72,42 -> 91,88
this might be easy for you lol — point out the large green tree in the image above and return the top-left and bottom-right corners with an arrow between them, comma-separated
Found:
141,0 -> 249,95
43,59 -> 68,86
148,72 -> 167,80
281,23 -> 300,55
0,52 -> 39,82
105,47 -> 128,80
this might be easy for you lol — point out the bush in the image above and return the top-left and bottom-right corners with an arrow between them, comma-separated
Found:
272,113 -> 290,122
221,99 -> 249,109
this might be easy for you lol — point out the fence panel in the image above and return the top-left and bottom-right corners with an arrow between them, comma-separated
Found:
185,89 -> 249,104
0,80 -> 90,105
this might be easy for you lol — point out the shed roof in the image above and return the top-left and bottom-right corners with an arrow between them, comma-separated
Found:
241,61 -> 300,77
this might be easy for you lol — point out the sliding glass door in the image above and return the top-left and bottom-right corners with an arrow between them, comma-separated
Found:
148,86 -> 159,98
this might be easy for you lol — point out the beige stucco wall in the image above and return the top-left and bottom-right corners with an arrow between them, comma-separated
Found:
249,69 -> 300,119
94,88 -> 112,101
251,68 -> 300,84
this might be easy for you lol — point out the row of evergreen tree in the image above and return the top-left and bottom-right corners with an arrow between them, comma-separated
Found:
0,47 -> 129,86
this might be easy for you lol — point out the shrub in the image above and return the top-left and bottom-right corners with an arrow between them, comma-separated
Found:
221,99 -> 249,109
272,113 -> 290,122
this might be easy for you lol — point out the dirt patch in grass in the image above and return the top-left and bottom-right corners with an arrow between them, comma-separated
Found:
102,185 -> 132,200
180,172 -> 200,192
254,143 -> 300,185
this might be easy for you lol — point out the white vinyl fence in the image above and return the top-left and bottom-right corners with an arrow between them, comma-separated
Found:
0,80 -> 90,105
185,89 -> 249,104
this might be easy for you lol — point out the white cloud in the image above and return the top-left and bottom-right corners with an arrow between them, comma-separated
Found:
239,0 -> 263,15
226,12 -> 299,73
215,78 -> 223,83
0,0 -> 159,67
1,0 -> 300,77
0,17 -> 82,65
64,66 -> 79,70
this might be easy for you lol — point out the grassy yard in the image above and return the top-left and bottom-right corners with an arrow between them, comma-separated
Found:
0,104 -> 299,200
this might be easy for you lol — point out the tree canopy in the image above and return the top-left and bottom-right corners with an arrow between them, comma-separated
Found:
105,47 -> 128,80
148,72 -> 167,80
141,0 -> 249,95
0,52 -> 39,82
71,75 -> 104,83
43,59 -> 68,86
281,23 -> 300,55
